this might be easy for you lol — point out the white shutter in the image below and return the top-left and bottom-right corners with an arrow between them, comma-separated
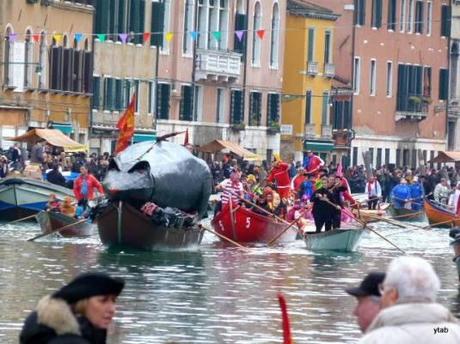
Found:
25,42 -> 34,88
12,42 -> 25,91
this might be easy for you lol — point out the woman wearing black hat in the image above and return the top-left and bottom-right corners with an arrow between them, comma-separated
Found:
20,272 -> 124,344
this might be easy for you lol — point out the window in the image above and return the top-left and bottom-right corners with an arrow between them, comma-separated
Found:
148,81 -> 155,115
371,0 -> 382,29
305,90 -> 312,124
270,3 -> 280,68
216,88 -> 225,123
426,1 -> 432,35
441,5 -> 451,37
439,68 -> 449,100
387,0 -> 396,31
218,0 -> 229,50
197,0 -> 207,49
385,148 -> 390,166
24,30 -> 33,88
93,76 -> 101,110
230,89 -> 244,124
156,83 -> 170,119
249,92 -> 262,126
194,85 -> 203,121
161,0 -> 171,51
396,149 -> 401,167
39,32 -> 47,89
49,39 -> 63,91
267,93 -> 280,126
324,31 -> 332,64
407,0 -> 415,33
423,66 -> 432,97
370,60 -> 377,95
333,100 -> 352,130
3,27 -> 13,86
183,0 -> 194,54
399,0 -> 406,32
352,147 -> 358,166
151,0 -> 165,47
104,77 -> 115,111
180,85 -> 194,121
414,1 -> 424,34
369,148 -> 374,166
396,64 -> 425,112
376,148 -> 382,168
196,0 -> 229,51
322,91 -> 330,125
130,0 -> 146,44
252,2 -> 262,66
307,28 -> 315,62
115,79 -> 124,111
353,57 -> 361,94
234,3 -> 247,54
386,61 -> 393,97
354,0 -> 366,26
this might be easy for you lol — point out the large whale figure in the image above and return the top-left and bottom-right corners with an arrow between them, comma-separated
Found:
103,141 -> 212,218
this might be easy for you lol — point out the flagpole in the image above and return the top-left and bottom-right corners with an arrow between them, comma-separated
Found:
154,0 -> 164,131
191,0 -> 199,123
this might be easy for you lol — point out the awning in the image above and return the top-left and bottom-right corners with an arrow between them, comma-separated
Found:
303,140 -> 335,152
197,139 -> 262,161
10,129 -> 87,152
429,151 -> 460,163
50,122 -> 74,135
133,133 -> 157,143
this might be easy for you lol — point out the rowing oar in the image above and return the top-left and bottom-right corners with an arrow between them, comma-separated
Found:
268,218 -> 300,246
27,219 -> 88,242
390,211 -> 424,220
361,213 -> 407,229
278,293 -> 293,344
422,219 -> 458,229
8,213 -> 37,224
198,224 -> 250,251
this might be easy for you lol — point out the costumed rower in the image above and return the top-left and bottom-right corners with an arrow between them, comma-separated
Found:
409,176 -> 424,211
335,164 -> 356,206
303,150 -> 325,177
267,153 -> 291,200
390,178 -> 411,209
366,175 -> 382,210
215,170 -> 244,215
448,182 -> 460,215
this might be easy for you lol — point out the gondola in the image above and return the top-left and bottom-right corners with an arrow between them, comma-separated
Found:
304,228 -> 365,252
425,199 -> 460,227
96,201 -> 204,250
0,177 -> 74,221
36,210 -> 93,238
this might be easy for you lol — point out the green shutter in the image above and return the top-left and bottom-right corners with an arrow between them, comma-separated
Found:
322,92 -> 329,124
441,5 -> 451,37
151,1 -> 165,47
439,69 -> 449,100
307,28 -> 314,62
92,77 -> 100,109
130,0 -> 145,44
96,0 -> 110,34
118,0 -> 126,34
115,79 -> 123,110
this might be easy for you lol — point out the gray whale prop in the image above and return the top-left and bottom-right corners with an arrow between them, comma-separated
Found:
103,141 -> 212,218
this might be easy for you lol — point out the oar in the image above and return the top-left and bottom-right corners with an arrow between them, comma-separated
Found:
239,197 -> 300,228
27,219 -> 88,242
390,211 -> 424,220
422,219 -> 457,229
268,218 -> 300,246
8,213 -> 37,224
278,293 -> 293,344
363,213 -> 407,228
198,224 -> 250,251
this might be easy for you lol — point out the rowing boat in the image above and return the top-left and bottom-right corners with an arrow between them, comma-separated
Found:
36,210 -> 93,238
425,199 -> 460,227
387,205 -> 426,222
304,228 -> 364,252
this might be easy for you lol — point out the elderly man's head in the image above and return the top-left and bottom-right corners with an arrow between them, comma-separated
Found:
380,256 -> 440,309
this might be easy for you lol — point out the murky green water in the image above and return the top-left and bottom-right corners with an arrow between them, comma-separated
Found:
0,220 -> 458,343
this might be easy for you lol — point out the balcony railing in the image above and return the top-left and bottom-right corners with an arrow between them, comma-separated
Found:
321,125 -> 332,138
324,63 -> 335,78
449,99 -> 460,118
195,49 -> 242,82
304,123 -> 316,138
307,61 -> 318,76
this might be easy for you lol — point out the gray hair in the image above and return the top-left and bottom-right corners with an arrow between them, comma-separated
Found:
383,256 -> 441,303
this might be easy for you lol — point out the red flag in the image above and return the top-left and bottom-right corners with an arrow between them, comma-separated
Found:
183,128 -> 189,146
143,32 -> 151,43
257,29 -> 266,40
278,293 -> 293,344
115,94 -> 136,154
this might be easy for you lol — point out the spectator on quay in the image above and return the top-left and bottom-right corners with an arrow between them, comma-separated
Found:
0,155 -> 8,179
358,256 -> 460,344
47,163 -> 67,187
30,141 -> 44,164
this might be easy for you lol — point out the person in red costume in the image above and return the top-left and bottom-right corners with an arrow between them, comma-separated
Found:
335,164 -> 356,206
304,150 -> 325,176
73,166 -> 105,207
267,153 -> 291,200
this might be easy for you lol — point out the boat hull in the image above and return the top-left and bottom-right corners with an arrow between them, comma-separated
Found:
304,229 -> 364,252
212,205 -> 297,244
387,205 -> 426,222
0,178 -> 74,221
36,211 -> 93,238
96,202 -> 204,250
425,200 -> 460,227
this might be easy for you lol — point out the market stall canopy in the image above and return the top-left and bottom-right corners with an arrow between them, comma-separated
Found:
198,140 -> 262,161
429,151 -> 460,163
10,129 -> 87,152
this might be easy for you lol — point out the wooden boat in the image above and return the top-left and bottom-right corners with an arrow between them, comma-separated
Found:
96,201 -> 204,250
425,199 -> 460,227
351,203 -> 390,223
0,177 -> 74,221
387,205 -> 426,222
212,205 -> 297,244
449,229 -> 460,282
304,228 -> 365,252
36,210 -> 93,238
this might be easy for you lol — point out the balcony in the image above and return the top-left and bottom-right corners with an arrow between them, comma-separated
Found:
449,99 -> 460,119
195,49 -> 242,82
304,123 -> 316,138
395,97 -> 429,121
307,61 -> 318,76
324,63 -> 335,78
321,125 -> 333,138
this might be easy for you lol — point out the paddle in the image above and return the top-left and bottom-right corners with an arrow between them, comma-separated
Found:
198,224 -> 250,251
278,293 -> 293,344
362,213 -> 406,228
390,211 -> 424,220
422,219 -> 457,229
268,218 -> 300,246
8,213 -> 37,224
27,218 -> 88,242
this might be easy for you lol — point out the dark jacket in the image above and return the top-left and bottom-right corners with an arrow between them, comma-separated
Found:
47,169 -> 67,187
20,296 -> 107,344
311,185 -> 345,215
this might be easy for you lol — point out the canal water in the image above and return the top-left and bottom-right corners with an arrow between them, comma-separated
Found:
0,220 -> 458,344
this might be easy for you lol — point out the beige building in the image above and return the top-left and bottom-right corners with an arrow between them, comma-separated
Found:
0,0 -> 94,148
92,0 -> 286,160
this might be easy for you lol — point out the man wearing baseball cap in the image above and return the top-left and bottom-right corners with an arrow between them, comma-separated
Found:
346,272 -> 385,332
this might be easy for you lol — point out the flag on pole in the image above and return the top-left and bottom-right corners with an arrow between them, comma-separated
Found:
115,94 -> 136,154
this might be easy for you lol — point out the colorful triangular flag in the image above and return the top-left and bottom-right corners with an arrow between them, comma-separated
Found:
119,33 -> 129,43
97,34 -> 107,42
235,30 -> 245,42
32,33 -> 40,43
165,32 -> 174,42
53,33 -> 63,44
74,32 -> 84,43
256,29 -> 266,40
143,32 -> 151,43
190,31 -> 199,41
212,31 -> 222,41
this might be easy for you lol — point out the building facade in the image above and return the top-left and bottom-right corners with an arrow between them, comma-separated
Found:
449,0 -> 460,151
0,0 -> 94,149
281,0 -> 339,162
92,0 -> 286,160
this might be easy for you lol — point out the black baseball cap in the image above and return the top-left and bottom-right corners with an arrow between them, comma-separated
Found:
345,272 -> 386,297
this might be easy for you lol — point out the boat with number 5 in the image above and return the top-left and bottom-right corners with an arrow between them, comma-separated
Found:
304,228 -> 365,252
212,205 -> 297,244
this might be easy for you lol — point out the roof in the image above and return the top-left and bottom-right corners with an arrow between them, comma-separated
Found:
197,140 -> 262,161
287,0 -> 339,21
10,129 -> 87,152
429,151 -> 460,163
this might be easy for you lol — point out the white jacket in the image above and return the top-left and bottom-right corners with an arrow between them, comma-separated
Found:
358,303 -> 460,344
